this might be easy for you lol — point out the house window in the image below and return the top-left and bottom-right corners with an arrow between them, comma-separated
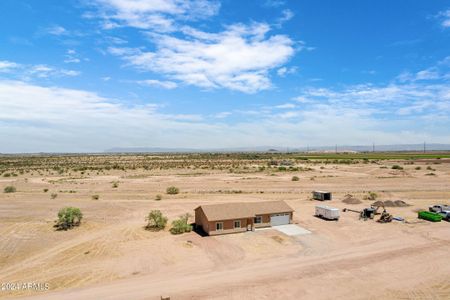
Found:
254,216 -> 262,224
234,220 -> 241,228
216,222 -> 223,231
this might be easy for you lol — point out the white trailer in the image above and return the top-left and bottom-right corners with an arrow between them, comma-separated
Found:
315,205 -> 340,220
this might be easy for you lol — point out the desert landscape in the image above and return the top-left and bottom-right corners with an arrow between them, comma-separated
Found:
0,153 -> 449,300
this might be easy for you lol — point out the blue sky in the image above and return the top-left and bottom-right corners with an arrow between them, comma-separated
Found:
1,0 -> 450,152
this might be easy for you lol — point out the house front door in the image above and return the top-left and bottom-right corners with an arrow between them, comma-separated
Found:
247,218 -> 253,231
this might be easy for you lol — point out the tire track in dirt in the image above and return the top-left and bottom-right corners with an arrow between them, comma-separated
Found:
14,237 -> 450,300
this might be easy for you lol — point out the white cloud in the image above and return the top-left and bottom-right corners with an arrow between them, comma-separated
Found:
293,82 -> 450,116
263,0 -> 285,8
110,23 -> 295,93
438,9 -> 450,28
214,111 -> 231,119
276,9 -> 294,27
90,0 -> 220,31
64,49 -> 81,63
0,60 -> 20,72
60,70 -> 81,77
27,64 -> 80,78
275,103 -> 296,109
1,80 -> 450,152
277,66 -> 297,77
0,59 -> 81,79
45,25 -> 69,36
138,79 -> 178,89
292,96 -> 314,104
397,67 -> 442,82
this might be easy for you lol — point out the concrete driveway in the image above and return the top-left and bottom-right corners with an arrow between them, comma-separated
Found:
272,224 -> 311,236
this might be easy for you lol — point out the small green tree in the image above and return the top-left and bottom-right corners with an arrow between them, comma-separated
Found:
4,186 -> 16,193
145,210 -> 168,231
170,213 -> 192,234
55,207 -> 83,230
166,186 -> 179,195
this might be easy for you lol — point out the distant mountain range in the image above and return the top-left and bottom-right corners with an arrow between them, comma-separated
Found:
105,143 -> 450,153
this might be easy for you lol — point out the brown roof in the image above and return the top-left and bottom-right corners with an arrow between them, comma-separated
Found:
195,201 -> 294,221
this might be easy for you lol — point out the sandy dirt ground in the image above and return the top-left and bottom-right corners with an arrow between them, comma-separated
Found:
1,159 -> 450,299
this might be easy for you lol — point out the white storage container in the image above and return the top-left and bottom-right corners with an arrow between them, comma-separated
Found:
315,205 -> 340,220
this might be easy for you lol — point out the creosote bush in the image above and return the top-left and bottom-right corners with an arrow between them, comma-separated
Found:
43,188 -> 49,192
145,210 -> 167,231
4,186 -> 16,193
364,191 -> 378,201
92,194 -> 99,200
55,207 -> 83,230
155,194 -> 162,201
170,213 -> 192,234
391,165 -> 403,170
166,186 -> 179,195
291,176 -> 300,181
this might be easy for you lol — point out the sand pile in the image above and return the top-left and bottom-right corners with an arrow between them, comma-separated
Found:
372,200 -> 384,207
384,200 -> 395,207
371,200 -> 411,207
342,194 -> 362,204
393,200 -> 410,207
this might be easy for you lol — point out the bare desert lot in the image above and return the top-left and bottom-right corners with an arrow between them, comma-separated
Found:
1,153 -> 450,300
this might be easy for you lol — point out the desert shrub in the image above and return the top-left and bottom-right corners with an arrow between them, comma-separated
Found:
55,207 -> 83,230
112,181 -> 119,188
166,186 -> 179,195
425,173 -> 436,176
415,166 -> 421,170
145,210 -> 168,231
50,193 -> 58,199
426,166 -> 435,171
3,173 -> 11,177
43,188 -> 49,192
170,213 -> 192,234
92,194 -> 99,200
4,186 -> 16,193
364,191 -> 378,201
291,176 -> 300,181
391,165 -> 403,170
155,194 -> 162,201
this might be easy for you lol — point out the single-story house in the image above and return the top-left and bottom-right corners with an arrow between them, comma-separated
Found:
312,190 -> 332,201
194,201 -> 294,236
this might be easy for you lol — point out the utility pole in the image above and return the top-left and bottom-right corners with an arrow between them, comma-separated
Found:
335,144 -> 338,154
423,141 -> 426,153
372,142 -> 375,153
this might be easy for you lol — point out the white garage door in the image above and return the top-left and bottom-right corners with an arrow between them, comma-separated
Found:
270,213 -> 290,226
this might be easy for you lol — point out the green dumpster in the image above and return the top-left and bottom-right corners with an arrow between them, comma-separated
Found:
418,211 -> 442,222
